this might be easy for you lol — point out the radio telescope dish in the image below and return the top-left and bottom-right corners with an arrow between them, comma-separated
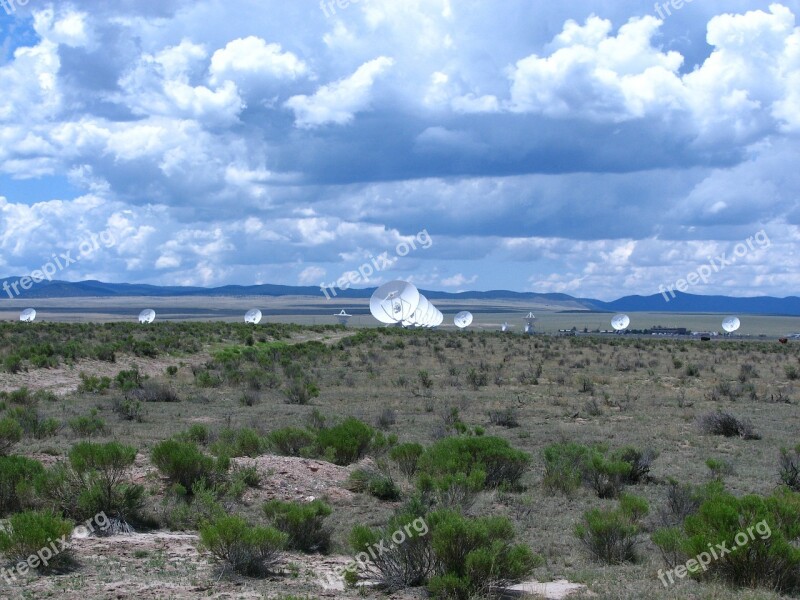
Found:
523,312 -> 536,334
335,309 -> 352,326
370,281 -> 420,324
454,311 -> 473,329
611,314 -> 630,331
244,309 -> 262,325
722,316 -> 740,333
20,308 -> 36,323
405,295 -> 431,327
419,300 -> 436,328
138,309 -> 156,324
501,322 -> 510,332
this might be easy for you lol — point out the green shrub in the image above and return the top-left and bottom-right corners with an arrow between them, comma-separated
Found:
418,471 -> 485,511
349,509 -> 435,590
151,439 -> 223,491
0,455 -> 44,515
199,515 -> 286,576
267,427 -> 315,456
177,424 -> 210,445
283,379 -> 320,405
543,442 -> 654,498
263,499 -> 332,553
426,510 -> 541,598
159,480 -> 225,530
542,442 -> 591,496
583,451 -> 632,499
115,367 -> 144,391
348,467 -> 401,501
653,487 -> 800,592
231,428 -> 264,458
316,417 -> 375,466
0,417 -> 22,455
68,409 -> 106,437
111,396 -> 144,422
35,441 -> 143,528
575,493 -> 649,564
390,443 -> 424,478
418,436 -> 530,489
78,372 -> 111,393
0,510 -> 73,571
3,354 -> 23,374
613,446 -> 658,484
6,407 -> 59,439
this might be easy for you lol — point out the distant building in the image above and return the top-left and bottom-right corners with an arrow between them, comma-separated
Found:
649,327 -> 688,336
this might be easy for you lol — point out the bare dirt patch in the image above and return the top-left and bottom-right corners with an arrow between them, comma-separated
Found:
233,455 -> 355,504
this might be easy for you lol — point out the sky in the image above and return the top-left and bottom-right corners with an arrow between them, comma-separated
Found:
0,0 -> 798,301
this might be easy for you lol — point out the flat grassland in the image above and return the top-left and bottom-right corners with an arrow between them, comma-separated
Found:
0,320 -> 798,599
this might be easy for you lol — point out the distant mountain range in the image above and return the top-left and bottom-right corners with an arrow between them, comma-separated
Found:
1,278 -> 800,316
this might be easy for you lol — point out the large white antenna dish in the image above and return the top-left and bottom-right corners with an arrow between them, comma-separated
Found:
244,309 -> 262,325
335,309 -> 352,326
138,309 -> 156,324
454,311 -> 473,329
369,281 -> 420,324
721,316 -> 740,333
501,322 -> 510,332
523,312 -> 536,334
611,314 -> 630,331
420,300 -> 436,328
20,308 -> 36,323
404,294 -> 431,327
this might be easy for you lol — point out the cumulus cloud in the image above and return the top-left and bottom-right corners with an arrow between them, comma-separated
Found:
441,273 -> 478,287
284,56 -> 394,127
505,5 -> 800,145
209,36 -> 308,86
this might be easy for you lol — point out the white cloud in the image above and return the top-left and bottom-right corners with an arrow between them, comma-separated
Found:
298,265 -> 326,285
285,56 -> 395,128
505,6 -> 800,144
441,273 -> 478,287
209,36 -> 308,86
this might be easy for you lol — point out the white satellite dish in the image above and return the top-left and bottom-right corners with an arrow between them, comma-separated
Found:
20,308 -> 36,323
501,322 -> 510,332
138,309 -> 156,324
611,314 -> 630,331
419,300 -> 436,327
722,316 -> 740,333
335,309 -> 352,326
405,295 -> 431,327
523,312 -> 536,334
369,281 -> 420,324
454,311 -> 473,329
244,309 -> 262,325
